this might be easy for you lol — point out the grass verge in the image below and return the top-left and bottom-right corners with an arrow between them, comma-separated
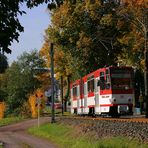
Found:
0,116 -> 24,127
28,123 -> 148,148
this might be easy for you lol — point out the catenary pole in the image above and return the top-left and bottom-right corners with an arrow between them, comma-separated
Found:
144,9 -> 148,118
61,76 -> 64,115
50,43 -> 55,123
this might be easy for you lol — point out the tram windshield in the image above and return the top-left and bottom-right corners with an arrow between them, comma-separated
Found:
110,69 -> 133,90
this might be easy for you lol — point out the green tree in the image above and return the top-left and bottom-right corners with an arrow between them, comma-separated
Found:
0,0 -> 64,53
0,0 -> 25,53
0,74 -> 8,102
4,50 -> 45,114
0,52 -> 8,73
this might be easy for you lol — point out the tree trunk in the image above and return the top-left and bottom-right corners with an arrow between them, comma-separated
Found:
64,75 -> 70,112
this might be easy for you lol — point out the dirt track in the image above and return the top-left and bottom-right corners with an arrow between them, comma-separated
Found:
0,117 -> 58,148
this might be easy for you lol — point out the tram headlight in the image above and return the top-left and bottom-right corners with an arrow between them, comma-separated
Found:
128,98 -> 132,103
125,86 -> 129,90
110,98 -> 116,103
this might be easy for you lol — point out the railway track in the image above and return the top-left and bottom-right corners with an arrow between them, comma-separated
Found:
59,115 -> 148,143
67,115 -> 148,123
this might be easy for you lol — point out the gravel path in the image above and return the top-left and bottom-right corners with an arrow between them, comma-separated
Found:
0,117 -> 58,148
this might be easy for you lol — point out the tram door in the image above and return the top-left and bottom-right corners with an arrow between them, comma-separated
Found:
84,82 -> 88,114
77,85 -> 80,114
80,79 -> 84,114
95,78 -> 100,114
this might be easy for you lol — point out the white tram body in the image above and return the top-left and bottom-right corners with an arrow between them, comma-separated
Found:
70,66 -> 134,116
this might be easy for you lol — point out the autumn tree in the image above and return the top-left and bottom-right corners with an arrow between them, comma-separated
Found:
116,0 -> 148,108
40,0 -> 147,111
46,0 -> 135,77
40,0 -> 138,110
116,0 -> 148,70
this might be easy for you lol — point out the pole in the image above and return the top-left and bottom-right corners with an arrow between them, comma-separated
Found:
37,99 -> 40,127
144,9 -> 148,118
144,38 -> 148,118
61,76 -> 64,115
50,43 -> 55,123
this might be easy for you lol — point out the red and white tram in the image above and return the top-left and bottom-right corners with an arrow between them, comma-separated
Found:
70,66 -> 134,117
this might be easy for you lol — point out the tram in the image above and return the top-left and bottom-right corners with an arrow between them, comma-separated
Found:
70,66 -> 134,117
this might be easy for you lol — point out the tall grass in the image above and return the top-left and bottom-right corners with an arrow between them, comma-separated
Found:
28,123 -> 148,148
0,116 -> 24,127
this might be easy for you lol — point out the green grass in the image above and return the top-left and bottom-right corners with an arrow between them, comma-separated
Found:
0,142 -> 3,148
43,106 -> 71,116
0,116 -> 24,127
21,143 -> 34,148
43,106 -> 61,114
28,123 -> 148,148
96,137 -> 148,148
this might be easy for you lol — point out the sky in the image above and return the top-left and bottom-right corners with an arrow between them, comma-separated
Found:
6,4 -> 50,64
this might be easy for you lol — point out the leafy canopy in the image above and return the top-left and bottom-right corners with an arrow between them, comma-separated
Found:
0,0 -> 63,54
116,0 -> 148,70
46,0 -> 134,77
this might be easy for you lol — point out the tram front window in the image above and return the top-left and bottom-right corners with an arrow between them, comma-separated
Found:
111,78 -> 132,90
111,69 -> 133,90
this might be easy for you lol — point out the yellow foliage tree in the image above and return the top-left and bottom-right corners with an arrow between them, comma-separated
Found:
0,102 -> 6,119
123,0 -> 148,8
40,40 -> 50,68
28,89 -> 45,118
29,95 -> 37,118
40,39 -> 74,83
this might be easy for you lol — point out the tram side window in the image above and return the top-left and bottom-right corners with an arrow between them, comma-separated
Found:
106,69 -> 111,90
80,80 -> 84,95
73,87 -> 77,97
99,71 -> 111,90
100,72 -> 105,90
88,79 -> 95,93
84,83 -> 87,95
106,75 -> 111,89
